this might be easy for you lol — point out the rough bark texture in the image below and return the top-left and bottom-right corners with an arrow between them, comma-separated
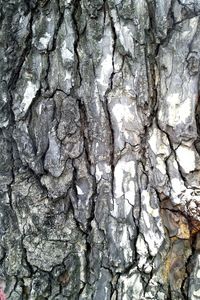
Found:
1,0 -> 200,299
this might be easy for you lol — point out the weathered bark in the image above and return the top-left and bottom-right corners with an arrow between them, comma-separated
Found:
1,0 -> 200,299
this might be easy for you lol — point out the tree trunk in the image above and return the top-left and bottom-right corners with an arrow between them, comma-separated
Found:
1,0 -> 200,299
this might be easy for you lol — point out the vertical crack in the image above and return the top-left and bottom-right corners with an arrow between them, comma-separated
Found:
51,0 -> 65,52
77,99 -> 99,286
8,6 -> 35,90
72,0 -> 82,87
102,1 -> 117,199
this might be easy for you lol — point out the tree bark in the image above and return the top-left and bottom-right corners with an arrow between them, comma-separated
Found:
1,0 -> 200,299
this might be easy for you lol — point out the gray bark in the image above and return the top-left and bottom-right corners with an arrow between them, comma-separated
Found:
1,0 -> 200,299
